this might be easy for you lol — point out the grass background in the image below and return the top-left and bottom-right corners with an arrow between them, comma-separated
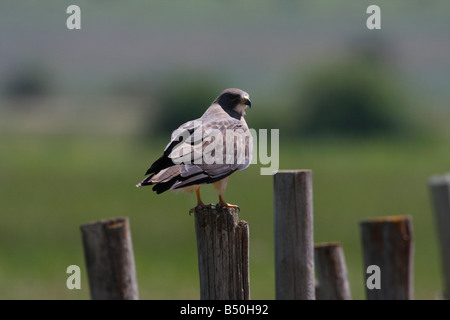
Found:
0,0 -> 449,300
1,132 -> 448,299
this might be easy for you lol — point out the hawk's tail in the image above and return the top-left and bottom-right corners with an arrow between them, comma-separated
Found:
136,174 -> 154,187
136,175 -> 179,194
136,166 -> 182,194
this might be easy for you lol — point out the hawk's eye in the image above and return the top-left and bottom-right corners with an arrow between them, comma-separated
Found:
229,94 -> 239,101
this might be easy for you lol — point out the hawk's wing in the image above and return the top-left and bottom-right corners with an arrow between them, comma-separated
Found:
138,115 -> 253,193
168,116 -> 253,189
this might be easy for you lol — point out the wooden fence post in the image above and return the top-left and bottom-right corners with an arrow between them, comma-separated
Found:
360,215 -> 414,300
315,242 -> 352,300
80,217 -> 139,300
429,174 -> 450,299
274,170 -> 315,300
194,206 -> 250,300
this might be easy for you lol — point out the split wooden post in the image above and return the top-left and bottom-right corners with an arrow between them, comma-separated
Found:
314,242 -> 352,300
194,206 -> 250,300
80,217 -> 139,300
360,216 -> 414,300
274,170 -> 315,300
429,174 -> 450,299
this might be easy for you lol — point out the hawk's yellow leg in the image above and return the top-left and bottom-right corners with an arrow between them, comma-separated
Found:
188,188 -> 205,214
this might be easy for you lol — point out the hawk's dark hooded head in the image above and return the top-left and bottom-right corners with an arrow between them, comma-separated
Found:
214,88 -> 251,119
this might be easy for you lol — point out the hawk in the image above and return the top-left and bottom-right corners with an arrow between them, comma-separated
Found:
137,88 -> 253,213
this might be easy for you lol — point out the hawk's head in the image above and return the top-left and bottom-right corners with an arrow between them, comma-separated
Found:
214,88 -> 251,118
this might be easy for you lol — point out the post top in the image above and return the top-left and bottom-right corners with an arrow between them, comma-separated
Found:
429,174 -> 450,186
360,215 -> 412,225
275,170 -> 312,173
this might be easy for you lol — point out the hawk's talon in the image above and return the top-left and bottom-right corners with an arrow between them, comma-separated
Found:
189,201 -> 205,215
217,202 -> 240,212
189,202 -> 219,215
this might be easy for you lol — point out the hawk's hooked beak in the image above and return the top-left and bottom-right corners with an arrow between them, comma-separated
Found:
242,96 -> 252,108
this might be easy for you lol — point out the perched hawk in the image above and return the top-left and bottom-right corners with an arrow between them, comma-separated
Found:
137,88 -> 253,213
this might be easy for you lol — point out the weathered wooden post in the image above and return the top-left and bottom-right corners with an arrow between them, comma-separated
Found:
315,242 -> 351,300
360,215 -> 414,300
80,217 -> 139,300
274,170 -> 315,300
429,174 -> 450,299
194,206 -> 250,300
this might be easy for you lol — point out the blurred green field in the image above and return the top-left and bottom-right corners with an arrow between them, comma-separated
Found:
0,132 -> 448,299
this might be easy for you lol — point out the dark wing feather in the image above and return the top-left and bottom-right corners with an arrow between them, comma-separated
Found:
144,122 -> 198,176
